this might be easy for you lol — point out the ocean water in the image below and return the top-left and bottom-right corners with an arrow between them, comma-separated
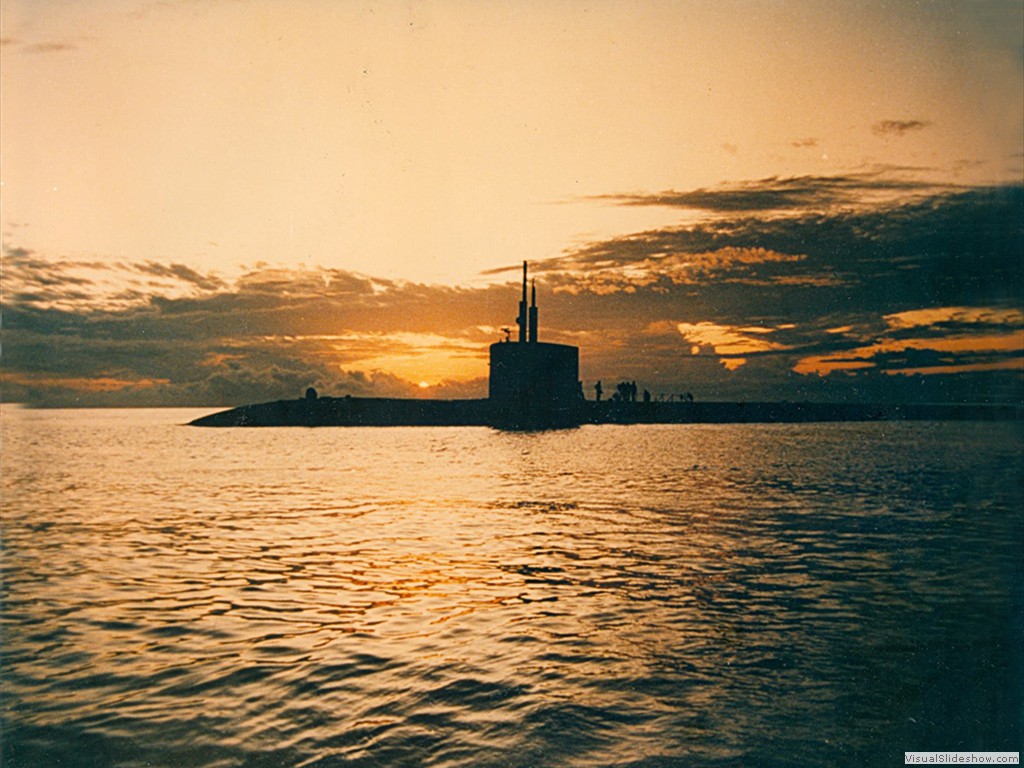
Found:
1,406 -> 1020,767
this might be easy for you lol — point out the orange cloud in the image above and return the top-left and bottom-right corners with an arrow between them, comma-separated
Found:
2,373 -> 170,392
677,321 -> 791,370
795,305 -> 1024,376
884,306 -> 1024,329
794,331 -> 1024,375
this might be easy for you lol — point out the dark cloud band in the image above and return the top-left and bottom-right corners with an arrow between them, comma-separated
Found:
2,181 -> 1021,407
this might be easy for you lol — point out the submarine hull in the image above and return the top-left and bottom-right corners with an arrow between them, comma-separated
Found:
189,397 -> 1022,427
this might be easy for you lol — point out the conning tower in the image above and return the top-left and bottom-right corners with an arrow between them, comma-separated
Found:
488,262 -> 581,429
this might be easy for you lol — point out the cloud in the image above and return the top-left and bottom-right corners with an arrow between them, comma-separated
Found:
1,246 -> 234,310
3,372 -> 171,394
552,185 -> 1022,316
0,257 -> 523,406
884,307 -> 1024,334
543,183 -> 1022,400
794,326 -> 1024,376
872,119 -> 932,137
3,183 -> 1020,407
791,138 -> 818,148
676,322 -> 792,371
135,262 -> 226,291
539,247 -> 816,296
23,41 -> 77,54
588,171 -> 951,213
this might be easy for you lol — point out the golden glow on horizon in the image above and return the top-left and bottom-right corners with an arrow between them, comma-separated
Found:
337,331 -> 488,387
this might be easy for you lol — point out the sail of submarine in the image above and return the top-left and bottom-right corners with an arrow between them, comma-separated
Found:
487,261 -> 582,429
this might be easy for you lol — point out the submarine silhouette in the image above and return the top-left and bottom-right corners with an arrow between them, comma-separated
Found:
189,262 -> 1021,429
192,262 -> 584,429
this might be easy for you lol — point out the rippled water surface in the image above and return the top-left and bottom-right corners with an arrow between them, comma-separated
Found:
2,407 -> 1021,767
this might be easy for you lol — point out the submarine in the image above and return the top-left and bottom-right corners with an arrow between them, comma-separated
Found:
191,262 -> 585,429
189,262 -> 1022,429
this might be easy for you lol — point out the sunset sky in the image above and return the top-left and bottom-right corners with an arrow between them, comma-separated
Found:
2,0 -> 1022,406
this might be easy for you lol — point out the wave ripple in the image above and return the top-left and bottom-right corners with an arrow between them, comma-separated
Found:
2,410 -> 1021,767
